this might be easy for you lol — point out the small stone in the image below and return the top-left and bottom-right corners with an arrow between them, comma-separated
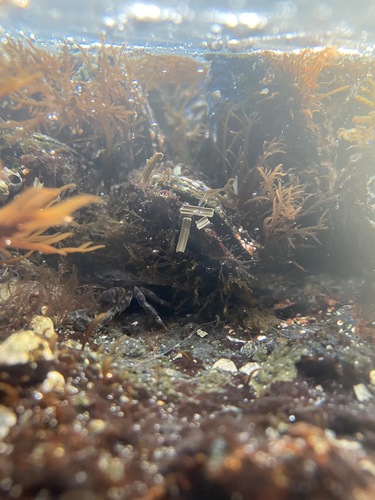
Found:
0,405 -> 17,439
256,335 -> 267,342
369,370 -> 375,386
353,383 -> 373,402
29,315 -> 57,348
0,330 -> 54,366
212,358 -> 238,373
88,419 -> 107,434
40,371 -> 66,394
0,180 -> 9,203
97,452 -> 124,482
196,328 -> 209,338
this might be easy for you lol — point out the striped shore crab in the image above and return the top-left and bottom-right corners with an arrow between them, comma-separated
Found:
94,269 -> 169,329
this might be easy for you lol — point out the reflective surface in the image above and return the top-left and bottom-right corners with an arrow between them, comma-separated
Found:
1,0 -> 375,51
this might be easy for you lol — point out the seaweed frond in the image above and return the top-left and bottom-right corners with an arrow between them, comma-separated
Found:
0,36 -> 156,184
236,136 -> 286,209
261,179 -> 325,252
0,184 -> 104,260
338,76 -> 375,146
265,48 -> 336,122
257,163 -> 286,200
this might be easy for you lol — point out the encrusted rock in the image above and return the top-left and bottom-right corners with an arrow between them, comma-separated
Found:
29,315 -> 57,349
0,329 -> 55,385
212,358 -> 238,373
40,370 -> 66,394
0,330 -> 54,366
0,180 -> 9,204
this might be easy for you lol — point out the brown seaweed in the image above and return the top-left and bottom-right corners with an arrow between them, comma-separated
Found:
0,182 -> 103,260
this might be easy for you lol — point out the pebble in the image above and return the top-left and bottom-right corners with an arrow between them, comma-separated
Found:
239,362 -> 261,376
88,419 -> 107,434
0,330 -> 54,366
353,383 -> 373,402
29,315 -> 57,348
212,358 -> 238,373
196,328 -> 209,338
0,405 -> 17,439
40,371 -> 66,394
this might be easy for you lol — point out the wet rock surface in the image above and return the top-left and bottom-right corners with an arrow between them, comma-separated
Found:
0,273 -> 375,499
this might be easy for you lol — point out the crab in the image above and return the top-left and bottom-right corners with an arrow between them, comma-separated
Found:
84,170 -> 256,322
95,269 -> 169,329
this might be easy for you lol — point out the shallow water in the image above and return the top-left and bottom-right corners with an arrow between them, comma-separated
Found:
1,1 -> 375,499
2,0 -> 375,51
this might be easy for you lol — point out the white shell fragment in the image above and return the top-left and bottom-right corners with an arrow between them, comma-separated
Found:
176,202 -> 215,252
196,328 -> 209,338
232,175 -> 239,196
212,358 -> 238,373
353,383 -> 373,402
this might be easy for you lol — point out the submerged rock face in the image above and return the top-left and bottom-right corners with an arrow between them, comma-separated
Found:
0,39 -> 374,498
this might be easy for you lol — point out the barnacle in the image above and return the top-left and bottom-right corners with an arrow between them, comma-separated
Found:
0,183 -> 104,260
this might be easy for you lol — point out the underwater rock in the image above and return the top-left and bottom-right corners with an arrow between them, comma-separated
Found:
166,421 -> 373,500
0,179 -> 9,203
29,315 -> 57,349
77,176 -> 256,320
250,305 -> 374,395
0,329 -> 55,385
0,329 -> 54,366
212,358 -> 238,373
0,316 -> 57,386
0,166 -> 22,204
202,50 -> 374,269
63,309 -> 93,332
40,370 -> 66,395
0,128 -> 87,190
